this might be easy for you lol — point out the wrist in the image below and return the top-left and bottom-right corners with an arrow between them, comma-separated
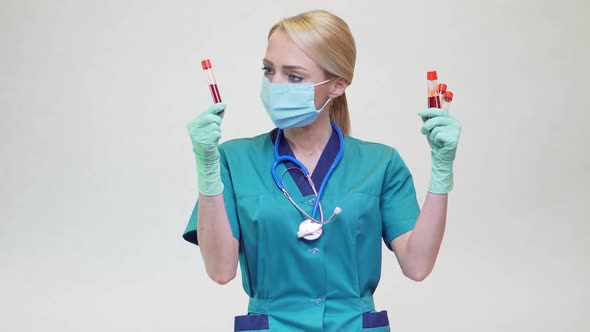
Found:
429,158 -> 454,194
196,154 -> 224,196
193,146 -> 220,162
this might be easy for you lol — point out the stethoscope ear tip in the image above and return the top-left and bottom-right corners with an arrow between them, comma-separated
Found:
334,207 -> 342,215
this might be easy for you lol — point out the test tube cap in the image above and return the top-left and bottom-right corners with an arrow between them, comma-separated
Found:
438,83 -> 447,91
427,70 -> 438,80
201,59 -> 212,70
444,91 -> 454,100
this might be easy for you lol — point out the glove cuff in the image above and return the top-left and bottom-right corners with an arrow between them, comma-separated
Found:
429,159 -> 454,194
196,156 -> 224,196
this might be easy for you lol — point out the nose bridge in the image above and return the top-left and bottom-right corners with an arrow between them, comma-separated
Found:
269,72 -> 288,83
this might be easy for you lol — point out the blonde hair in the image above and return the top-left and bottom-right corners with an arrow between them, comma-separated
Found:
269,10 -> 356,135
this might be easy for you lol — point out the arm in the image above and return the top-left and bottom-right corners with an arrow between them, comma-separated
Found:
391,107 -> 460,281
187,103 -> 238,285
391,193 -> 447,281
197,194 -> 239,285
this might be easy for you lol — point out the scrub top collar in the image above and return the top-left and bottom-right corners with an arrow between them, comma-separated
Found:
269,127 -> 341,197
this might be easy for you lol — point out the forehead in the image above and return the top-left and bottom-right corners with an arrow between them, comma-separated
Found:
265,29 -> 319,70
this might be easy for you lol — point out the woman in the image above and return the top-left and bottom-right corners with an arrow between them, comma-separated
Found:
184,9 -> 461,332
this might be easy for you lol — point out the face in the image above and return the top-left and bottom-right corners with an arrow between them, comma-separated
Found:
262,29 -> 340,110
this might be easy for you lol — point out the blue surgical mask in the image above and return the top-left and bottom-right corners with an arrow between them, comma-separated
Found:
260,76 -> 332,129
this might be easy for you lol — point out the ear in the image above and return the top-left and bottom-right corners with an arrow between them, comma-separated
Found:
328,77 -> 350,98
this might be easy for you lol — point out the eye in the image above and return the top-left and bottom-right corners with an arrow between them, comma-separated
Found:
288,74 -> 303,83
261,66 -> 274,76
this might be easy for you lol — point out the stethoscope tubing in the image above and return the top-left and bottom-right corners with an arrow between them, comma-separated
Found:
311,123 -> 344,218
271,121 -> 344,220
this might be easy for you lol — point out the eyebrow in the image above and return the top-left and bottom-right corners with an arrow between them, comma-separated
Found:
263,58 -> 309,71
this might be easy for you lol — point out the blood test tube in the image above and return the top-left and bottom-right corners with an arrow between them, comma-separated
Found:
441,91 -> 454,112
201,59 -> 222,104
427,71 -> 441,108
438,83 -> 447,101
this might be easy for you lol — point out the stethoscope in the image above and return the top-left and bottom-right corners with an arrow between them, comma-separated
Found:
271,121 -> 344,241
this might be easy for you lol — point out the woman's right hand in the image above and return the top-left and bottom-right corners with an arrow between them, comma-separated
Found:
188,103 -> 226,159
187,103 -> 226,196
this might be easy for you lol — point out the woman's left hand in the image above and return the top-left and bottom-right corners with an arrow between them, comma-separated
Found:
418,108 -> 462,194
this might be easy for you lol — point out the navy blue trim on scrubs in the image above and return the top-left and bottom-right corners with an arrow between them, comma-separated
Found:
234,314 -> 269,331
362,310 -> 390,328
269,128 -> 340,197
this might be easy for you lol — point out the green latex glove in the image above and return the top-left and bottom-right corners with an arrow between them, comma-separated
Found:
187,103 -> 226,196
418,108 -> 462,194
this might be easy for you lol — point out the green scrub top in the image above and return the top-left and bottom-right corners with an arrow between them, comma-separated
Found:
183,128 -> 420,332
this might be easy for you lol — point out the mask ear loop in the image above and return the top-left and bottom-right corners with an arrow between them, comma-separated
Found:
314,78 -> 332,87
314,78 -> 334,112
317,97 -> 332,112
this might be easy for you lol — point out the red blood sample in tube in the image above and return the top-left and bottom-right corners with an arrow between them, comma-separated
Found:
208,84 -> 222,104
427,71 -> 441,108
428,96 -> 440,108
201,59 -> 222,104
438,83 -> 447,100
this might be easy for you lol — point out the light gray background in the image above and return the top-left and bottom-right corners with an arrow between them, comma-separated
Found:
1,0 -> 588,331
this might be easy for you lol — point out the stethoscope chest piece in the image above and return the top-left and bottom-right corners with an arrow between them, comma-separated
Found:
297,219 -> 322,241
272,122 -> 344,240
